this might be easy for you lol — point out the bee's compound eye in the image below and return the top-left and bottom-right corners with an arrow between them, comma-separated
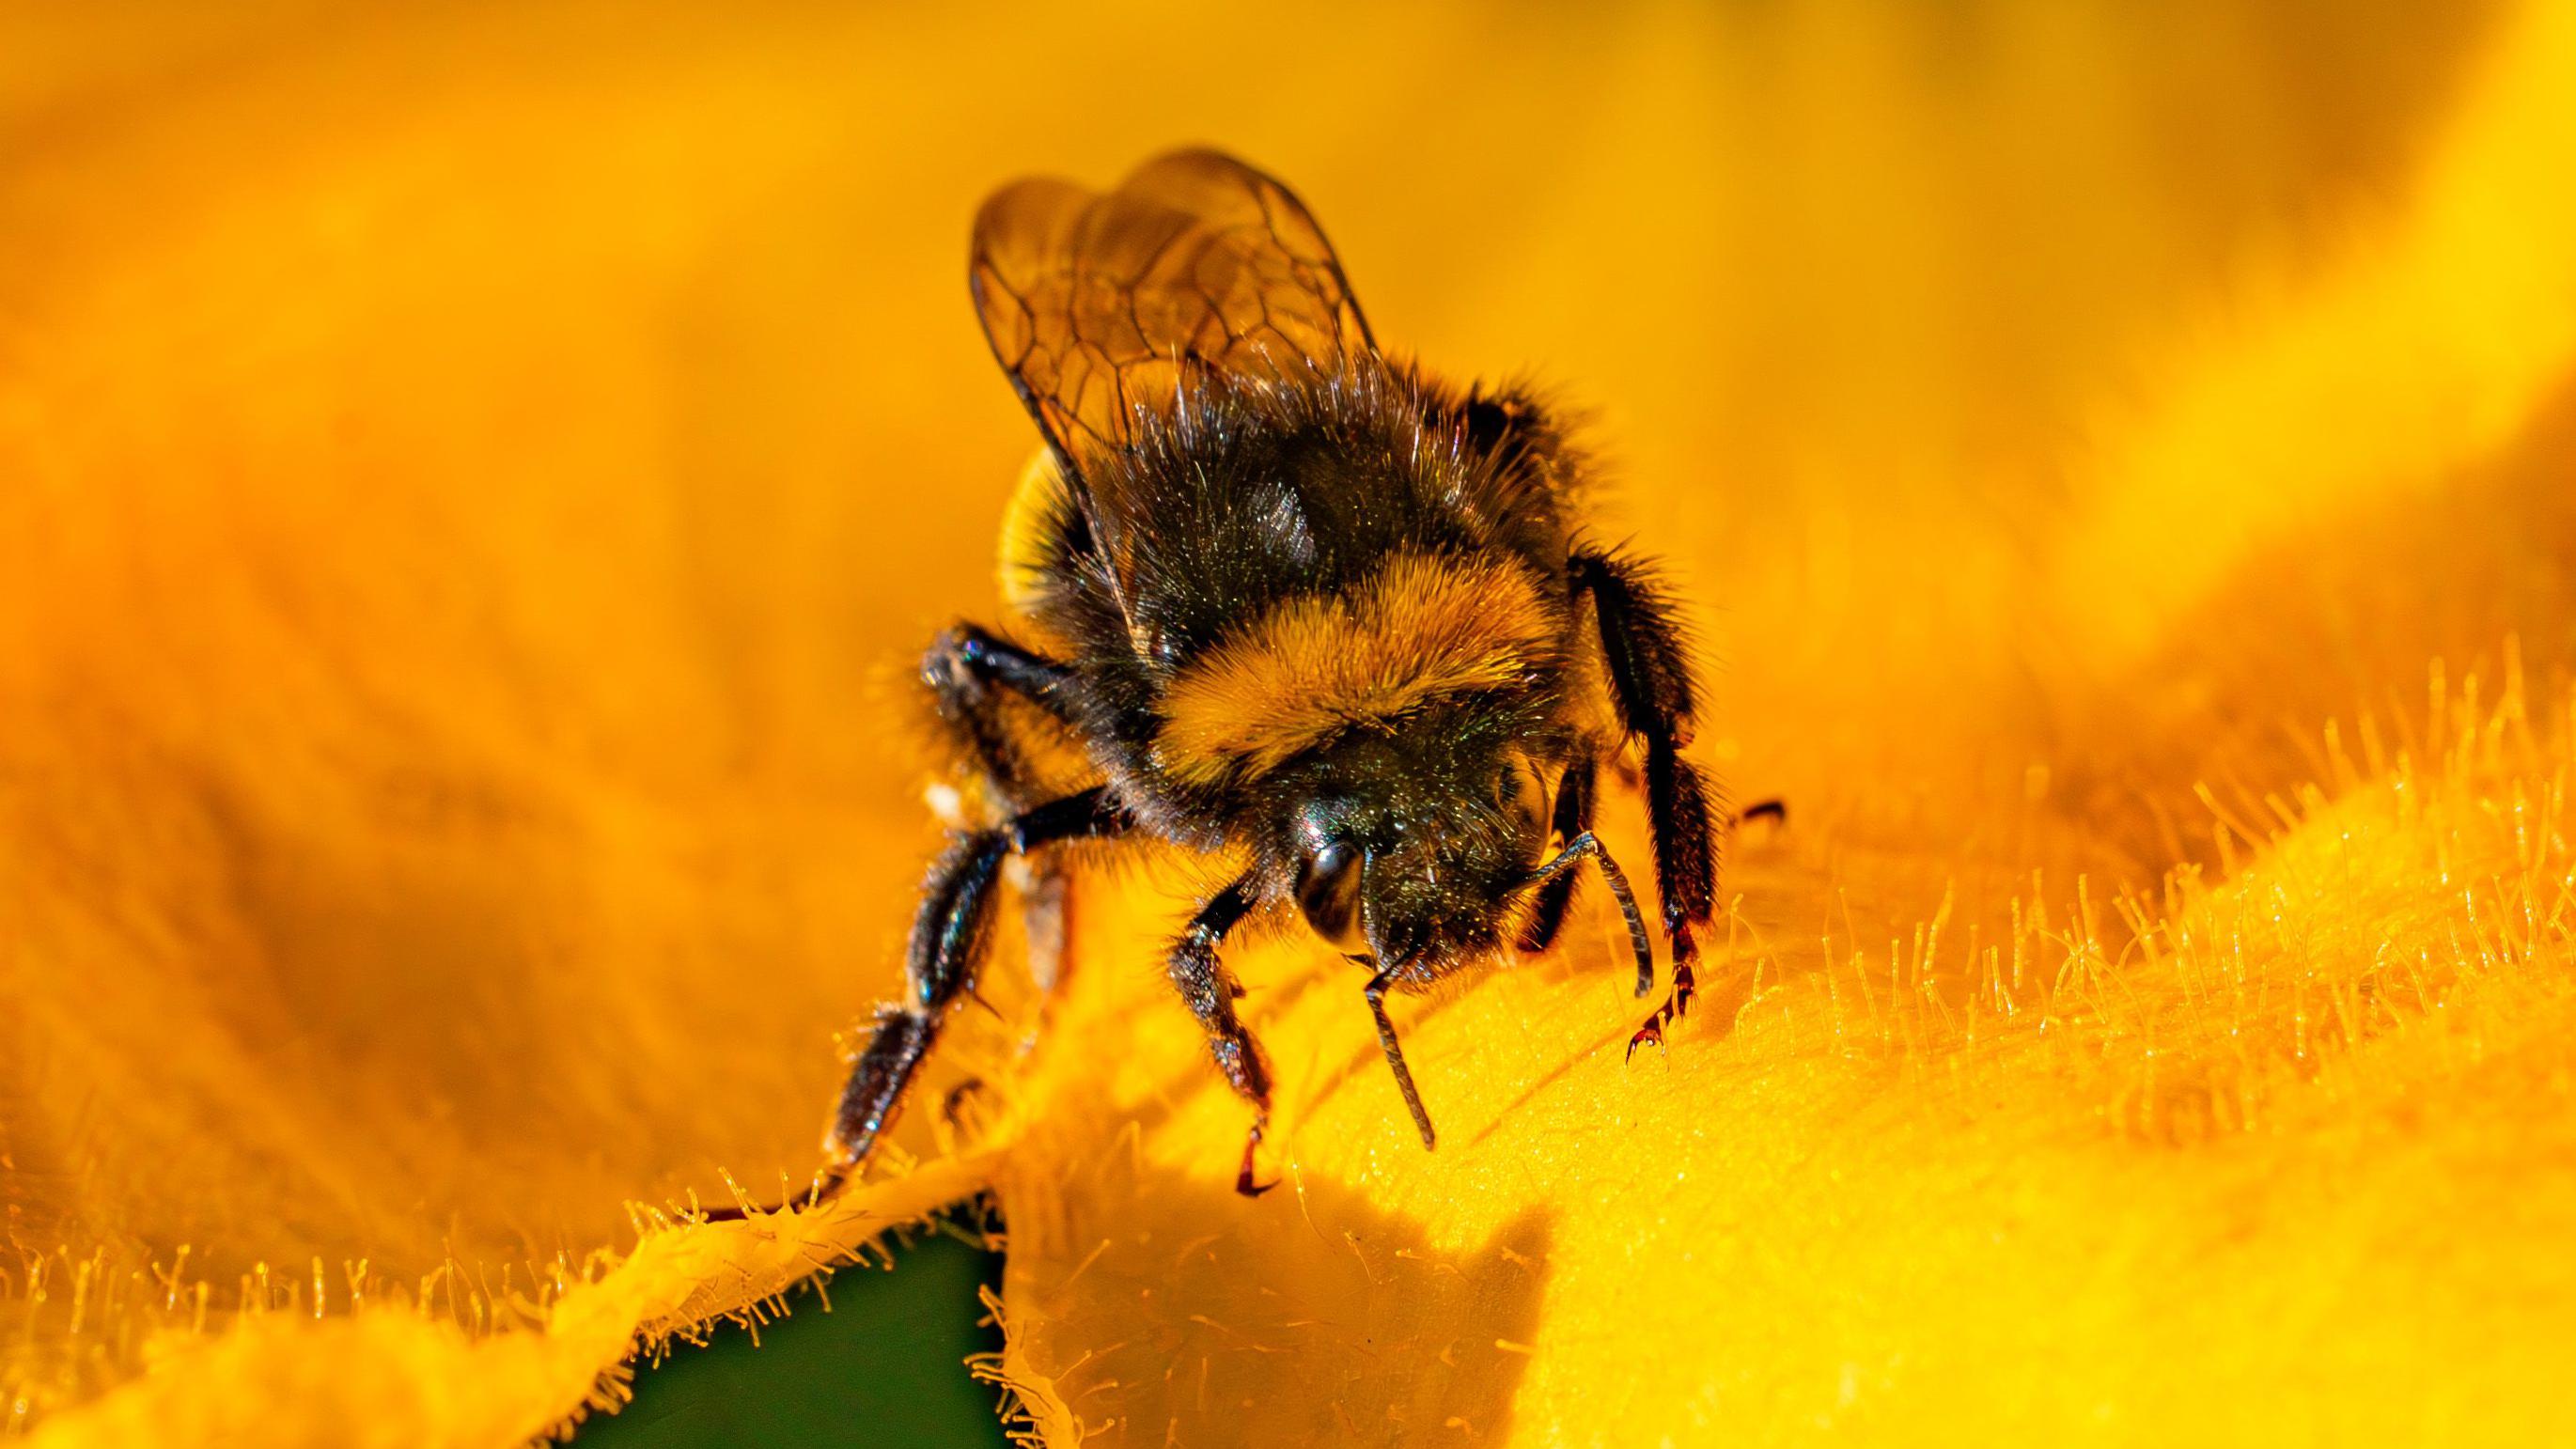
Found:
1295,840 -> 1366,950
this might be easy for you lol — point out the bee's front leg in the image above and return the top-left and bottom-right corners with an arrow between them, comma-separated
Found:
1516,755 -> 1598,953
1569,549 -> 1719,1053
1163,875 -> 1279,1196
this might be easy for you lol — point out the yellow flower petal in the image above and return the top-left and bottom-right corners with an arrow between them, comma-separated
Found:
8,2 -> 2576,1444
978,3 -> 2576,1442
998,692 -> 2576,1442
24,1155 -> 994,1448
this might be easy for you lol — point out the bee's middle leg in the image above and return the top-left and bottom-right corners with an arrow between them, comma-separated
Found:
832,787 -> 1124,1160
920,622 -> 1083,990
920,622 -> 1075,800
703,786 -> 1124,1221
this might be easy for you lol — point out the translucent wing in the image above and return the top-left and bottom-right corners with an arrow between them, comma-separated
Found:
968,149 -> 1377,477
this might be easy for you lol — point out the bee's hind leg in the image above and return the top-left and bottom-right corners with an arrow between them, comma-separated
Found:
701,786 -> 1126,1221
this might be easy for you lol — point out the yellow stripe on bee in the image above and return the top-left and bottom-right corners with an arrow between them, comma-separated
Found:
996,447 -> 1069,620
1155,553 -> 1558,786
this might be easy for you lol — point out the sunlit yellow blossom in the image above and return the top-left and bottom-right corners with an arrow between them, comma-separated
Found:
8,2 -> 2576,1444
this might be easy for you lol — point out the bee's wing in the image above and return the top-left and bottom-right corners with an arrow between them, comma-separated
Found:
968,149 -> 1376,475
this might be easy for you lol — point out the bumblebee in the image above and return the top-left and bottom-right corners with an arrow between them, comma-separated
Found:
725,149 -> 1720,1210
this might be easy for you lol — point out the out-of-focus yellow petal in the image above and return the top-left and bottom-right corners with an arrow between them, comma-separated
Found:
23,1155 -> 993,1448
7,0 -> 2575,1443
0,3 -> 1038,1430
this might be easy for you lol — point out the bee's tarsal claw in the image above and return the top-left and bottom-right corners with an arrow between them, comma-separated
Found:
1627,955 -> 1697,1061
1625,1021 -> 1664,1062
1235,1129 -> 1278,1197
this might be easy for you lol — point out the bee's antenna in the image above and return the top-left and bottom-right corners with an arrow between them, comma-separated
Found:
1359,958 -> 1439,1151
1522,833 -> 1656,998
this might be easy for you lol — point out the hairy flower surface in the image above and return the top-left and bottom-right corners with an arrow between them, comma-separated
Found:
7,3 -> 2576,1444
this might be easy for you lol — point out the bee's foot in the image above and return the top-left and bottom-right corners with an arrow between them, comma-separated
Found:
1625,1021 -> 1664,1062
1625,959 -> 1697,1062
1234,1120 -> 1280,1197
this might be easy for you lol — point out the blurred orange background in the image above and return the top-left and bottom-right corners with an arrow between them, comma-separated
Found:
8,1 -> 2576,1441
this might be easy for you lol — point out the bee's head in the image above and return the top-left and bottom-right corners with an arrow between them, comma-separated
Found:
1283,727 -> 1558,976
